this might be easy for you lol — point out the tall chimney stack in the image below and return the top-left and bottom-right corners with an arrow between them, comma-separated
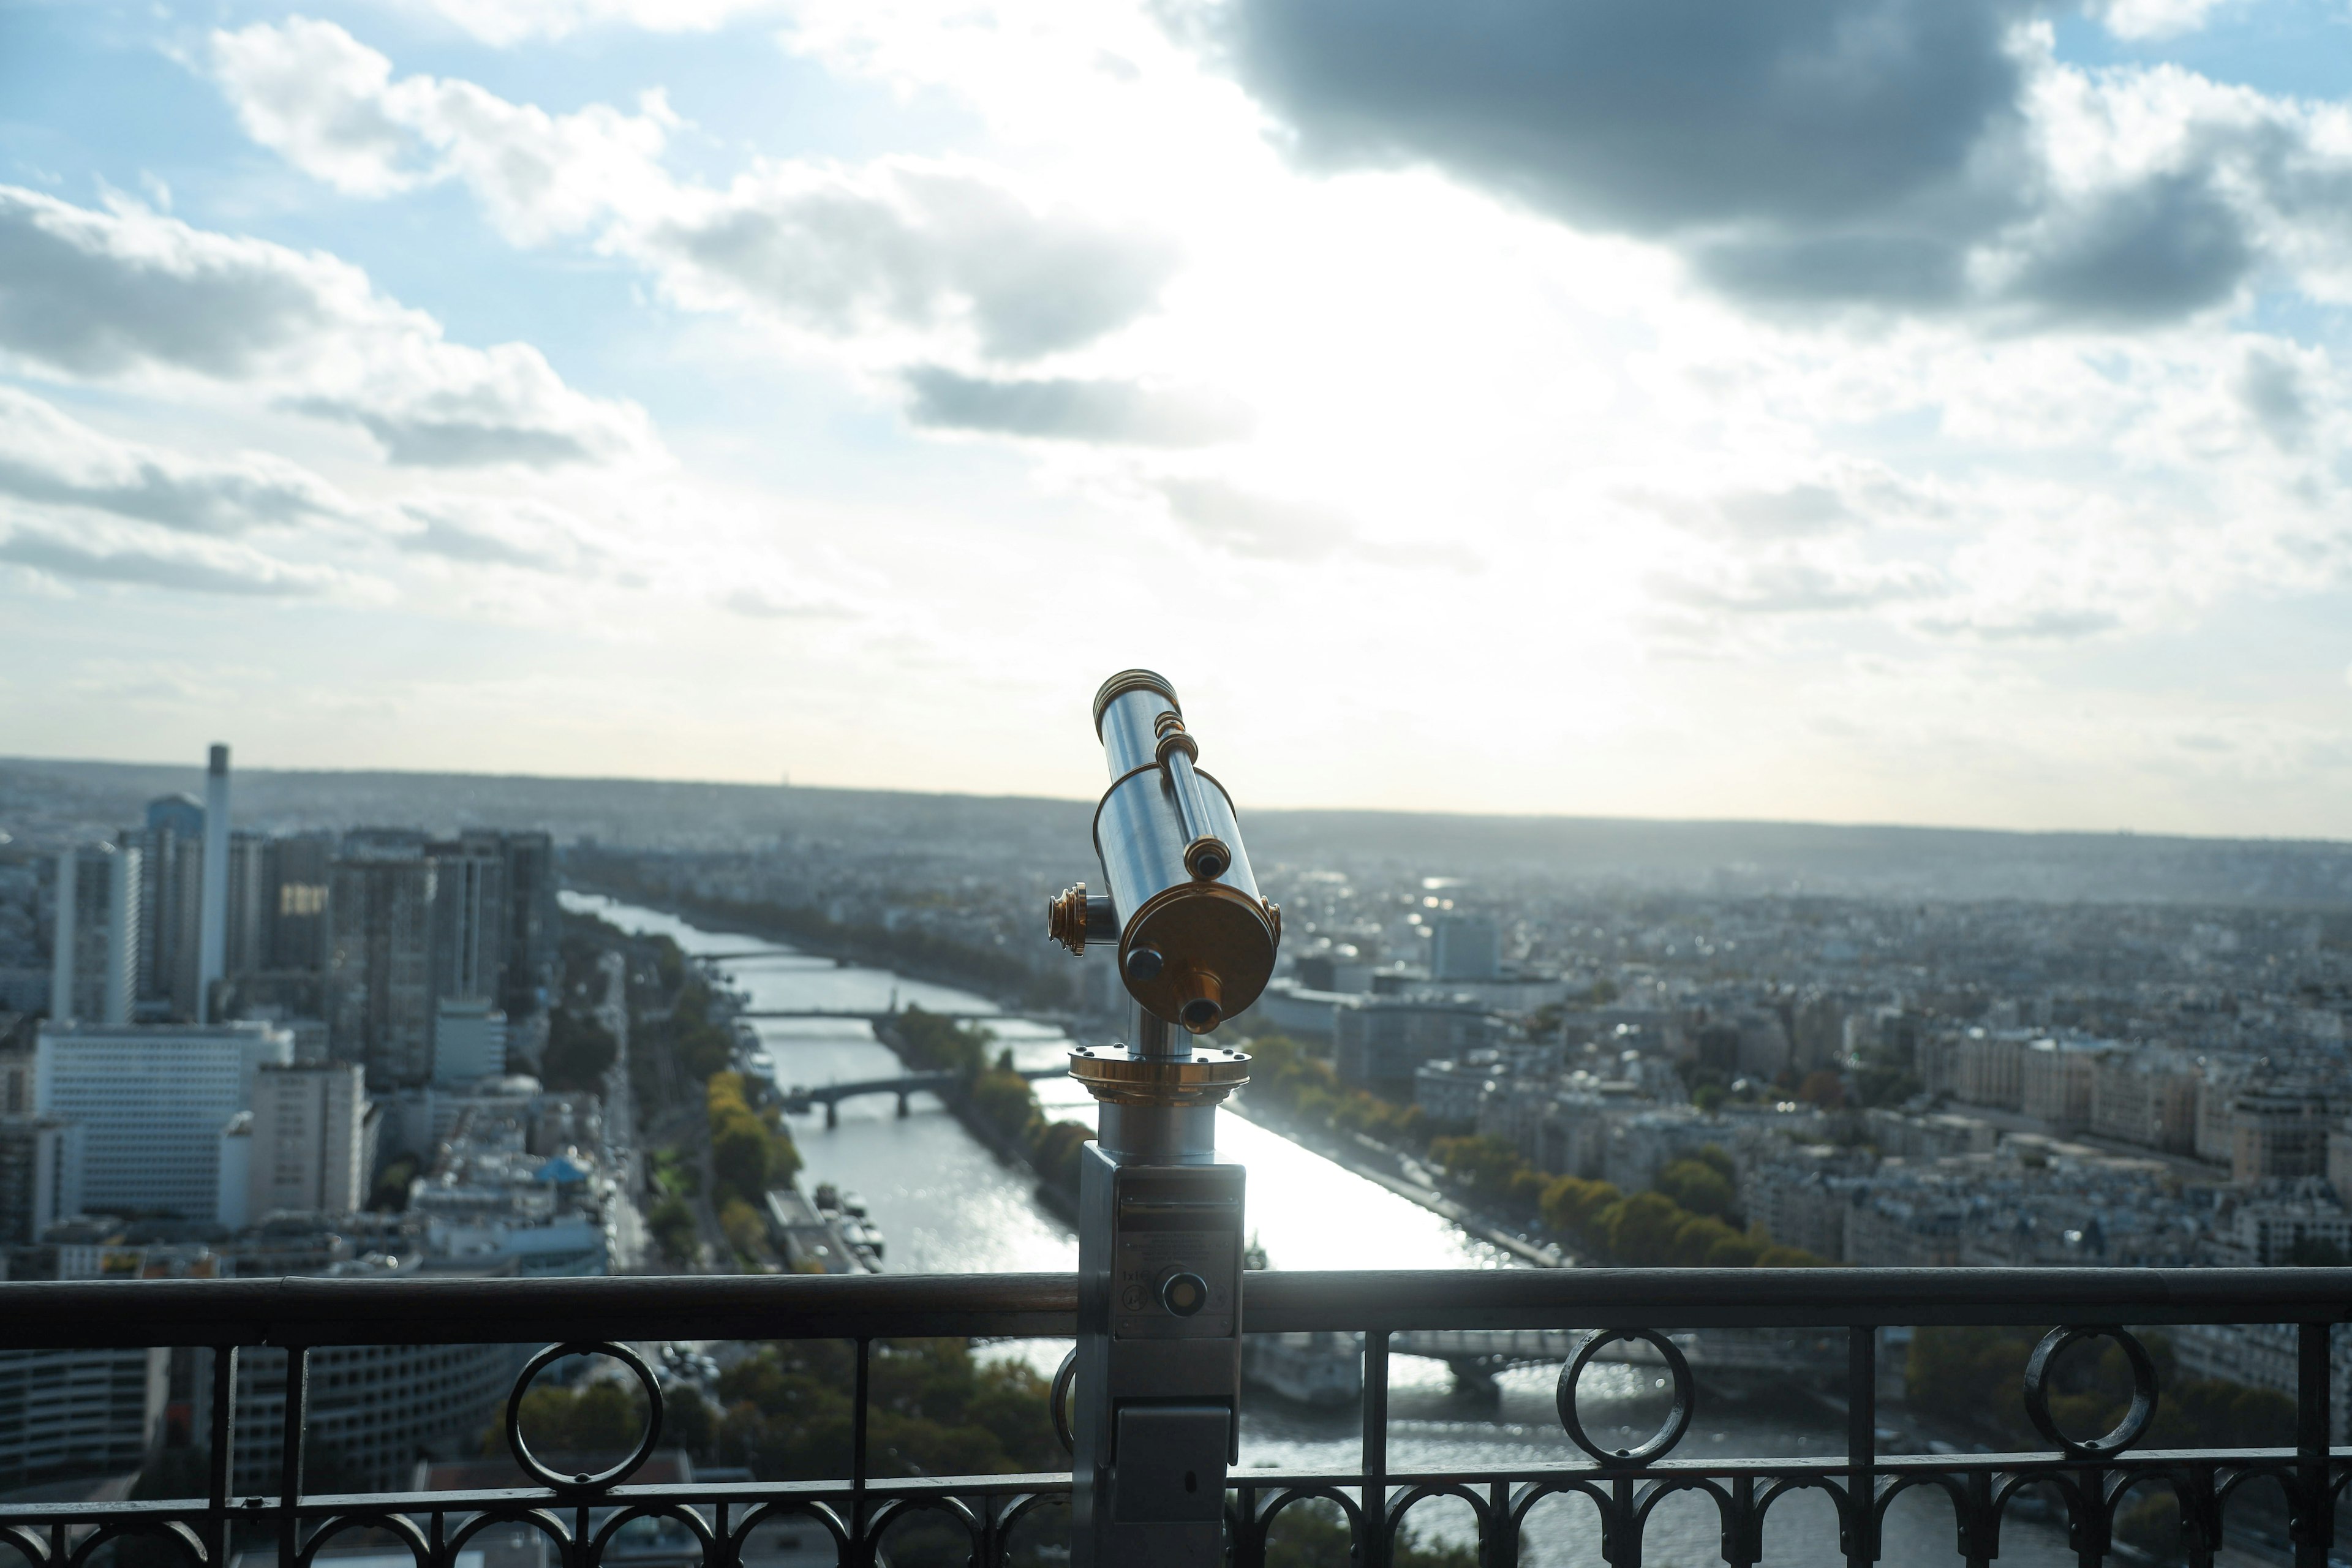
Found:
197,743 -> 230,1023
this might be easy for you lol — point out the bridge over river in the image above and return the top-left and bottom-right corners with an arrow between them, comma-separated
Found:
782,1065 -> 1066,1126
1387,1325 -> 1846,1391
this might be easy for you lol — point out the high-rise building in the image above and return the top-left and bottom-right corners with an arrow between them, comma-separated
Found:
197,744 -> 232,1022
49,845 -> 139,1027
1430,913 -> 1501,982
244,1061 -> 371,1218
262,833 -> 334,973
429,833 -> 510,1005
224,831 -> 268,979
126,793 -> 202,1016
1,1047 -> 31,1114
431,999 -> 508,1087
499,831 -> 557,1017
0,1114 -> 81,1243
32,1021 -> 293,1219
327,854 -> 438,1088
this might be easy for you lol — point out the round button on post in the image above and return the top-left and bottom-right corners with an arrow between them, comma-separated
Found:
1158,1270 -> 1209,1317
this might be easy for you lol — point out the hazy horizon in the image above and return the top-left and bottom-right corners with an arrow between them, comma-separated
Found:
12,746 -> 2352,846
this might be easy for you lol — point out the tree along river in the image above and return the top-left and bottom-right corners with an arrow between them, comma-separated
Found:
568,893 -> 2109,1568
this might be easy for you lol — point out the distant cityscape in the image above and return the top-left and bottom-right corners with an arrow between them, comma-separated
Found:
3,746 -> 2352,1518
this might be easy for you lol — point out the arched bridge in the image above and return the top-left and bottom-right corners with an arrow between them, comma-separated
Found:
783,1066 -> 1065,1127
740,1008 -> 1077,1027
1389,1326 -> 1845,1386
693,949 -> 843,965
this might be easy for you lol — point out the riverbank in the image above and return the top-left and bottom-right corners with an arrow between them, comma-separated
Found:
566,869 -> 1065,1009
1223,1095 -> 1567,1268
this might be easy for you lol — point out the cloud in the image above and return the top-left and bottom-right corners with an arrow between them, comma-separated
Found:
1216,0 -> 2033,236
2239,345 -> 2313,450
0,518 -> 351,597
1913,604 -> 2124,641
1991,168 -> 2253,326
2091,0 -> 2227,40
213,18 -> 676,244
1190,0 -> 2345,328
1153,477 -> 1477,567
211,21 -> 1179,359
372,0 -> 788,47
0,386 -> 347,533
1651,555 -> 1945,616
390,496 -> 614,573
904,368 -> 1251,445
722,584 -> 850,618
650,164 -> 1180,360
0,184 -> 657,467
1158,477 -> 1352,559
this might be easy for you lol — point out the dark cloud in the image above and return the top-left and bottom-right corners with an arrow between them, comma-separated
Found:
0,187 -> 334,377
1199,0 -> 2280,327
0,525 -> 337,596
903,368 -> 1253,446
657,169 -> 1180,360
2000,170 -> 2253,325
1220,0 -> 2032,232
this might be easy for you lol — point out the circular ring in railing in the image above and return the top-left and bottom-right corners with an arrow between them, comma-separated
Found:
1050,1349 -> 1078,1455
1556,1329 -> 1694,1468
507,1341 -> 665,1490
2021,1324 -> 2158,1460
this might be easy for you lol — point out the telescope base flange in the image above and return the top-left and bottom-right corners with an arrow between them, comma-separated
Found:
1068,1045 -> 1250,1107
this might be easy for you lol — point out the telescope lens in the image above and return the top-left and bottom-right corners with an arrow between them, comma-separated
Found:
1180,998 -> 1221,1031
1195,853 -> 1225,879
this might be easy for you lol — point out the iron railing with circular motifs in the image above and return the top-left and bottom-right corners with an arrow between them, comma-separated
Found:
0,1268 -> 2344,1568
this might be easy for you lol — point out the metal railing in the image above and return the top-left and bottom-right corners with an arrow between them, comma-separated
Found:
0,1267 -> 2346,1568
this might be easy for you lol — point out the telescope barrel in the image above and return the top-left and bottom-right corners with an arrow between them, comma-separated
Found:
1057,669 -> 1280,1035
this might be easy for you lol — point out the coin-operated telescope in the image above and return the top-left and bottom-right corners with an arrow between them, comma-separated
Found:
1049,671 -> 1280,1568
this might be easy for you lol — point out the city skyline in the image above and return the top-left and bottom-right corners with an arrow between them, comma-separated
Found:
4,2 -> 2352,835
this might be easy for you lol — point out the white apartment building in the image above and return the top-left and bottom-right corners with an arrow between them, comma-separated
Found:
235,1062 -> 371,1221
34,1021 -> 292,1220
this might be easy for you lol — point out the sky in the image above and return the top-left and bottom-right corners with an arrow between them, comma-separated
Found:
2,0 -> 2351,837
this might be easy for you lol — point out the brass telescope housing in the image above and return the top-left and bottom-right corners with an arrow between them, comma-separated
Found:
1049,669 -> 1281,1036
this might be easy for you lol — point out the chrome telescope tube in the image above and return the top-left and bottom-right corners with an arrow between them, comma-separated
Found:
1049,669 -> 1281,1034
1053,672 -> 1273,1568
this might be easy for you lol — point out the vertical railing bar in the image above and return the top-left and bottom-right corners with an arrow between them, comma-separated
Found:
1363,1325 -> 1390,1568
1488,1478 -> 1514,1568
276,1348 -> 307,1568
2296,1320 -> 2331,1568
206,1346 -> 237,1568
1847,1324 -> 1875,1568
852,1337 -> 871,1568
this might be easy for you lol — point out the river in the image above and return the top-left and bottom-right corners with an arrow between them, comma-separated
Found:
567,892 -> 2104,1568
